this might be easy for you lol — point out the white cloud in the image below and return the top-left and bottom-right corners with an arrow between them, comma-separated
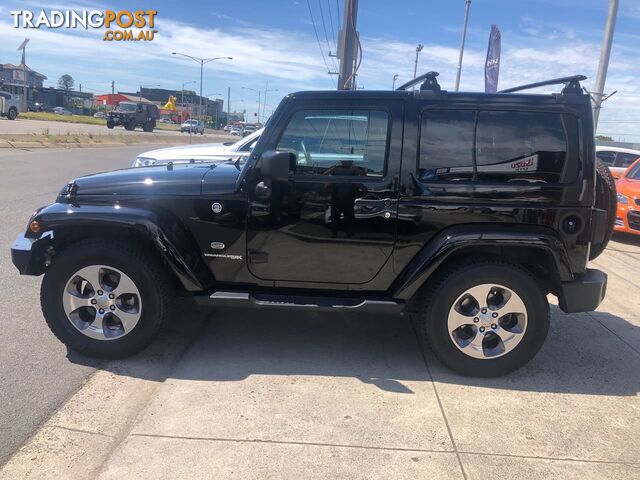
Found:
0,5 -> 638,139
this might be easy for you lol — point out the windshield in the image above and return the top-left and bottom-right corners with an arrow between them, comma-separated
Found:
232,128 -> 263,151
627,161 -> 640,180
115,103 -> 137,112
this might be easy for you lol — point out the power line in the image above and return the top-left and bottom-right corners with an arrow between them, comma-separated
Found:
327,0 -> 338,53
306,0 -> 336,87
318,0 -> 336,71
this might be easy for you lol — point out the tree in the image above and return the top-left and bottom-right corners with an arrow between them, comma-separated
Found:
595,135 -> 613,142
58,74 -> 74,92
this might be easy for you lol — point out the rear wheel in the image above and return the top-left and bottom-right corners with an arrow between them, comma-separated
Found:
106,119 -> 115,129
41,240 -> 174,359
409,260 -> 549,377
590,159 -> 616,260
7,107 -> 17,120
143,120 -> 155,132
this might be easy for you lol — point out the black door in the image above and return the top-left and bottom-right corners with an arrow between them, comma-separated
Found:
246,101 -> 404,284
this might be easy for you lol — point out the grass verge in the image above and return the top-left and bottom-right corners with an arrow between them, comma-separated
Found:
17,112 -> 180,131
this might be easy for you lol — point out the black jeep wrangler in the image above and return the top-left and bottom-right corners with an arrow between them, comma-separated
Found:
106,101 -> 159,132
11,74 -> 614,377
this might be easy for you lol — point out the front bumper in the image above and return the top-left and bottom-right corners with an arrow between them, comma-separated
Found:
614,201 -> 640,235
558,268 -> 607,313
11,233 -> 51,275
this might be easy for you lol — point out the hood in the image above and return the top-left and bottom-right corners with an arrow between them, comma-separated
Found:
616,177 -> 640,199
138,142 -> 230,161
69,163 -> 215,197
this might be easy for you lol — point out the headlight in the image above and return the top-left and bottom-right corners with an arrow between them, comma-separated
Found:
133,157 -> 157,167
617,193 -> 629,205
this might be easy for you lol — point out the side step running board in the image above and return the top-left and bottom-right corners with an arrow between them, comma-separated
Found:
195,291 -> 404,313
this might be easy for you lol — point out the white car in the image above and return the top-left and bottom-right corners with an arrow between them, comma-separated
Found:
0,92 -> 19,120
53,106 -> 72,115
133,128 -> 263,167
596,146 -> 640,179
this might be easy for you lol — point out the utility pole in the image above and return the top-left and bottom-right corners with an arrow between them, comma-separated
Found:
337,0 -> 359,90
111,80 -> 115,95
454,0 -> 472,91
17,38 -> 29,111
413,44 -> 424,80
227,87 -> 230,123
592,0 -> 619,131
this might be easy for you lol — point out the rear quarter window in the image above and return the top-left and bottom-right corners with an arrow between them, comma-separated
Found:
475,111 -> 568,184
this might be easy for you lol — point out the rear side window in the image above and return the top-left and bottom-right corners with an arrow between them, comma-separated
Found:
596,151 -> 615,165
615,152 -> 640,169
419,110 -> 475,181
476,111 -> 568,183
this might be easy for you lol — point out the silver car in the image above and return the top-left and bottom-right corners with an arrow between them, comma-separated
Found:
180,119 -> 205,135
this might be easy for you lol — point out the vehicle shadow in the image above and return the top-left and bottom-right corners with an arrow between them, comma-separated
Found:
610,231 -> 640,249
66,301 -> 640,397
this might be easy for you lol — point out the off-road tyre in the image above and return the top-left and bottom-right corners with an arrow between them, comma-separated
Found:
7,107 -> 18,120
143,120 -> 155,133
590,159 -> 616,260
41,239 -> 174,359
407,260 -> 549,377
106,119 -> 115,129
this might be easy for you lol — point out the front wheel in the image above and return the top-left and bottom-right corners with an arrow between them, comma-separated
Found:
7,107 -> 18,120
410,260 -> 549,377
41,240 -> 174,359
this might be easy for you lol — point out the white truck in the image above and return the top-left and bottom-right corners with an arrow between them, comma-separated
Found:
0,92 -> 19,120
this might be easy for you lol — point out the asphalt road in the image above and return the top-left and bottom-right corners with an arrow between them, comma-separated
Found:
0,145 -> 166,464
0,118 -> 225,137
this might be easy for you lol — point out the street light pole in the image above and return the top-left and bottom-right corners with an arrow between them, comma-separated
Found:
181,81 -> 196,121
171,52 -> 232,122
262,81 -> 278,124
392,74 -> 399,90
207,93 -> 223,128
242,86 -> 260,122
413,44 -> 424,80
454,0 -> 472,92
592,0 -> 619,131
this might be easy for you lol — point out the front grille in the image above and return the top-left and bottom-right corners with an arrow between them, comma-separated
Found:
628,211 -> 640,231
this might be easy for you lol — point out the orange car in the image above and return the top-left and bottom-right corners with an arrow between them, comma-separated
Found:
614,157 -> 640,235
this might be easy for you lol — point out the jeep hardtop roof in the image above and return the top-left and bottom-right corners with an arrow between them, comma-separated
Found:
289,73 -> 590,105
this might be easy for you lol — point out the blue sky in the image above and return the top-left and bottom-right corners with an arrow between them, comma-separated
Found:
0,1 -> 639,139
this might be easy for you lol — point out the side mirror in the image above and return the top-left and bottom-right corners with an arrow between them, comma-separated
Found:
260,150 -> 294,182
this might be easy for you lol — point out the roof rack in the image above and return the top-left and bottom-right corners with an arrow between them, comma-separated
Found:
396,71 -> 441,92
499,75 -> 587,94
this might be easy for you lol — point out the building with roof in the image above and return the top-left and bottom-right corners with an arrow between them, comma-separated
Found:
0,63 -> 47,106
95,93 -> 154,107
